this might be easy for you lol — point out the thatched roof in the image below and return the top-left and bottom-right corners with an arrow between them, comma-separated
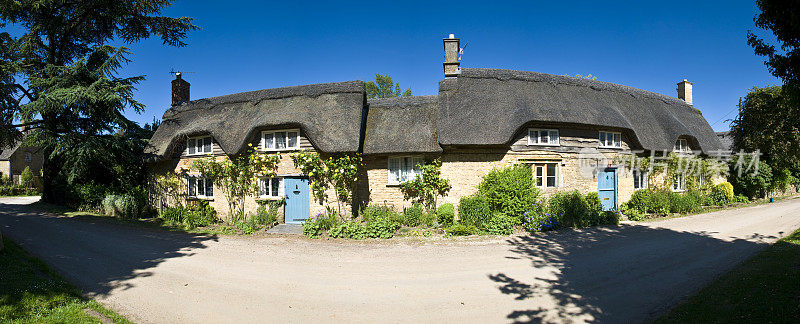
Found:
716,131 -> 733,150
0,140 -> 23,160
363,95 -> 441,154
437,68 -> 725,153
146,81 -> 366,160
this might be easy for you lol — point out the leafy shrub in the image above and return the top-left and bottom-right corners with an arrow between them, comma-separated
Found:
436,203 -> 455,226
729,159 -> 773,199
547,191 -> 589,227
733,194 -> 749,203
458,195 -> 491,228
184,201 -> 218,228
625,189 -> 651,214
402,204 -> 424,227
0,185 -> 38,197
710,182 -> 735,206
478,165 -> 540,224
421,210 -> 436,227
585,192 -> 603,215
303,217 -> 323,238
328,221 -> 367,239
484,213 -> 513,235
20,166 -> 35,188
648,190 -> 672,215
594,211 -> 620,226
669,192 -> 702,214
159,207 -> 186,225
620,204 -> 645,221
254,200 -> 281,228
365,216 -> 398,238
445,223 -> 478,236
74,183 -> 111,207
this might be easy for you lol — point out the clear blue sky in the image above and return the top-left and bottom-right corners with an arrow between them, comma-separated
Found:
118,0 -> 780,132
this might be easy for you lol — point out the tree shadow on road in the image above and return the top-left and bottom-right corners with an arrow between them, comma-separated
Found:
0,202 -> 218,298
488,224 -> 775,323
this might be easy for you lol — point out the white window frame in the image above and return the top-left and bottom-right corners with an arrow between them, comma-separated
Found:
188,176 -> 214,199
674,138 -> 690,153
532,162 -> 558,188
187,136 -> 213,156
599,131 -> 622,148
261,129 -> 301,151
672,173 -> 686,192
633,170 -> 648,189
387,156 -> 424,185
527,128 -> 560,146
258,177 -> 285,198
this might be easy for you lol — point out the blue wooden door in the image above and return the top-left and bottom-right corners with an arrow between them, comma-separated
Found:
284,177 -> 310,224
598,168 -> 617,211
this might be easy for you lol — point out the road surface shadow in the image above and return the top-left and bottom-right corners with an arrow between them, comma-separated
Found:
0,202 -> 217,298
490,224 -> 772,323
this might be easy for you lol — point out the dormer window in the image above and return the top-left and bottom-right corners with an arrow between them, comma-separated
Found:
528,129 -> 559,146
674,138 -> 689,153
262,129 -> 300,151
187,136 -> 213,156
599,131 -> 622,148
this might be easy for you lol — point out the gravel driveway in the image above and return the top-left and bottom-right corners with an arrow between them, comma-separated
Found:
1,196 -> 799,323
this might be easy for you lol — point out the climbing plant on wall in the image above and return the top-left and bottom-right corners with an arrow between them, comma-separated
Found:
400,158 -> 451,211
191,145 -> 281,221
290,152 -> 362,217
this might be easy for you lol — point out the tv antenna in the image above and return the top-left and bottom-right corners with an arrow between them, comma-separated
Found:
458,42 -> 468,61
169,69 -> 195,77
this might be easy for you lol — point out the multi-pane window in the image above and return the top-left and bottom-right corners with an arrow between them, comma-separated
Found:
24,152 -> 31,163
262,130 -> 300,151
633,170 -> 648,189
599,131 -> 622,148
533,163 -> 558,188
528,129 -> 560,146
674,138 -> 689,153
188,176 -> 213,198
388,156 -> 423,185
187,136 -> 213,155
672,173 -> 686,192
259,177 -> 284,198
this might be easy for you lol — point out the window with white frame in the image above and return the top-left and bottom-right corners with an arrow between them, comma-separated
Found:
187,136 -> 213,155
533,163 -> 558,188
599,131 -> 622,148
262,129 -> 300,151
188,176 -> 213,198
672,173 -> 686,192
24,152 -> 31,163
259,177 -> 284,198
633,170 -> 648,189
528,129 -> 560,146
674,138 -> 690,153
388,156 -> 423,185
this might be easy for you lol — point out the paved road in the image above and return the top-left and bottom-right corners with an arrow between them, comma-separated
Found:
2,196 -> 799,323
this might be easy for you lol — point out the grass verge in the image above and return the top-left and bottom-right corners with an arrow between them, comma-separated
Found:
656,227 -> 800,323
0,236 -> 130,323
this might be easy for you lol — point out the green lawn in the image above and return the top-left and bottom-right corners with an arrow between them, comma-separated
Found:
0,236 -> 130,323
657,227 -> 800,323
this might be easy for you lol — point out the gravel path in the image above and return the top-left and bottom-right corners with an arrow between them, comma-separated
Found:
1,196 -> 799,323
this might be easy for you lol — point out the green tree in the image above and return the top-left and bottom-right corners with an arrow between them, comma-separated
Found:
399,159 -> 451,211
365,74 -> 412,99
0,1 -> 197,202
729,86 -> 800,173
748,0 -> 800,94
20,166 -> 34,188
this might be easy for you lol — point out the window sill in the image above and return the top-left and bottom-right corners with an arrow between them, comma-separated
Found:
256,196 -> 284,201
527,144 -> 561,147
187,196 -> 214,201
599,146 -> 623,149
261,148 -> 301,152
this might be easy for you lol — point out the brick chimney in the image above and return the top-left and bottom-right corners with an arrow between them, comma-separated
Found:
171,72 -> 190,106
677,79 -> 692,105
443,34 -> 461,78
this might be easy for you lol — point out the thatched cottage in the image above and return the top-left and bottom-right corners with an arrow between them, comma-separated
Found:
146,34 -> 724,223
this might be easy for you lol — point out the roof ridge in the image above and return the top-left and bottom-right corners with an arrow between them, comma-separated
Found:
460,68 -> 700,114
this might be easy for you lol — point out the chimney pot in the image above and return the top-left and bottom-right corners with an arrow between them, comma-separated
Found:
677,79 -> 693,105
171,74 -> 190,106
443,34 -> 461,78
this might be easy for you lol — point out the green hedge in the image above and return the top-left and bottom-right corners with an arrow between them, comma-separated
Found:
478,164 -> 540,223
458,195 -> 492,228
